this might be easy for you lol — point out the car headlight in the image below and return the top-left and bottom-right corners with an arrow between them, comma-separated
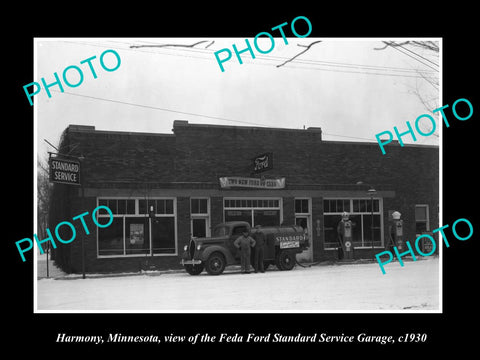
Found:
196,244 -> 202,250
183,245 -> 188,251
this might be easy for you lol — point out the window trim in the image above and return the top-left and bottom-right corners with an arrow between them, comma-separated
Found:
96,197 -> 177,258
323,197 -> 384,249
295,197 -> 311,215
223,197 -> 283,226
191,197 -> 210,216
415,204 -> 430,233
190,197 -> 211,238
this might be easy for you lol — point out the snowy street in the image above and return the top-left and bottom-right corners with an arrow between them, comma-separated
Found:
36,257 -> 439,312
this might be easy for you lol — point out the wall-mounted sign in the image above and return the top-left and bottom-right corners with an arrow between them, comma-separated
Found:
49,157 -> 81,185
253,152 -> 273,174
219,176 -> 285,189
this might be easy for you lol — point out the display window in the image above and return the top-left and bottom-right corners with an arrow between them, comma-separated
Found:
323,198 -> 383,249
97,198 -> 177,257
223,198 -> 282,227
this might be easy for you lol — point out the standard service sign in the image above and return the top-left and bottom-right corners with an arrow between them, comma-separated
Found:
49,158 -> 81,185
276,234 -> 303,249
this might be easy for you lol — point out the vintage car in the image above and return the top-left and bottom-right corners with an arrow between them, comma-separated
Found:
181,221 -> 309,275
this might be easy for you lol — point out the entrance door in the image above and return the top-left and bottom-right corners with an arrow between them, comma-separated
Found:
295,215 -> 313,262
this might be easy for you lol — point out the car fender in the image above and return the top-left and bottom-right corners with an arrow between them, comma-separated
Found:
200,246 -> 235,264
181,250 -> 190,260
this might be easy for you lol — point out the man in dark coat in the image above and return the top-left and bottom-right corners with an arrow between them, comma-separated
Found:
252,227 -> 266,273
234,230 -> 256,273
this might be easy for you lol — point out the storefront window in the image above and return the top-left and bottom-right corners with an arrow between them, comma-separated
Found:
324,198 -> 383,249
224,198 -> 281,227
152,217 -> 176,254
138,199 -> 174,215
225,209 -> 252,225
99,199 -> 136,215
224,199 -> 279,208
415,205 -> 429,234
98,217 -> 124,256
324,199 -> 351,213
97,198 -> 176,257
361,214 -> 381,247
324,215 -> 339,246
254,210 -> 280,227
125,218 -> 149,255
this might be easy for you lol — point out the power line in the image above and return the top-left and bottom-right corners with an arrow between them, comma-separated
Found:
51,90 -> 378,142
55,39 -> 435,82
52,90 -> 271,127
396,44 -> 439,67
388,45 -> 439,72
322,133 -> 374,142
129,39 -> 438,74
136,41 -> 437,75
159,44 -> 434,78
59,39 -> 437,78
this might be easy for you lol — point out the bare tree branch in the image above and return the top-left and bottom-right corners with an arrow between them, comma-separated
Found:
412,81 -> 439,138
205,40 -> 215,49
374,41 -> 410,50
411,41 -> 439,52
374,40 -> 439,53
130,40 -> 210,49
276,40 -> 322,68
417,70 -> 439,91
373,40 -> 440,132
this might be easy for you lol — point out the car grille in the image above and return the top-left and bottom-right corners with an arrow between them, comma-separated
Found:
189,239 -> 196,259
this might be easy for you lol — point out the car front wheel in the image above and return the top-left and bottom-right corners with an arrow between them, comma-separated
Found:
184,263 -> 204,275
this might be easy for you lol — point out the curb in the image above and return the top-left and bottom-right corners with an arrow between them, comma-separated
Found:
38,256 -> 438,280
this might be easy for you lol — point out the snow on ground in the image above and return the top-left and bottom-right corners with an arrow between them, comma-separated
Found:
36,257 -> 439,312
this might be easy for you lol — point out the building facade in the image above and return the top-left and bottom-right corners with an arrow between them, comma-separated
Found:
49,121 -> 439,273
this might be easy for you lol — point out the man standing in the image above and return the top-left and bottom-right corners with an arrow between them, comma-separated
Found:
234,230 -> 256,274
252,227 -> 266,273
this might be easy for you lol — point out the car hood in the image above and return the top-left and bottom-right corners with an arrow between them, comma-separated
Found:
192,235 -> 229,244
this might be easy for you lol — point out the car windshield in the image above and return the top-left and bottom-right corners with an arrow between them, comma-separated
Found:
213,226 -> 229,237
232,226 -> 249,236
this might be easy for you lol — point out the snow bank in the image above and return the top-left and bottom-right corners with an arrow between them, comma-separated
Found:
36,257 -> 439,312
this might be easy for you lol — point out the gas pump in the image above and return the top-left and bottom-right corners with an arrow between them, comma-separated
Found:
337,212 -> 354,260
343,218 -> 353,260
391,211 -> 404,251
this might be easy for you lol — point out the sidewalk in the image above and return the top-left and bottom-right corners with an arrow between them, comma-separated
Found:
37,254 -> 431,280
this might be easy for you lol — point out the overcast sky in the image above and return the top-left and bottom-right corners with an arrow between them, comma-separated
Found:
35,37 -> 440,161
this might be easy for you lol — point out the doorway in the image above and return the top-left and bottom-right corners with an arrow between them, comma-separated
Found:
295,215 -> 313,262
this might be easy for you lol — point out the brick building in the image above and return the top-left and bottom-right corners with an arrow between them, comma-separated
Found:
49,121 -> 439,273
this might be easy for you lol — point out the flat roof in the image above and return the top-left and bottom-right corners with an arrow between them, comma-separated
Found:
66,122 -> 439,149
